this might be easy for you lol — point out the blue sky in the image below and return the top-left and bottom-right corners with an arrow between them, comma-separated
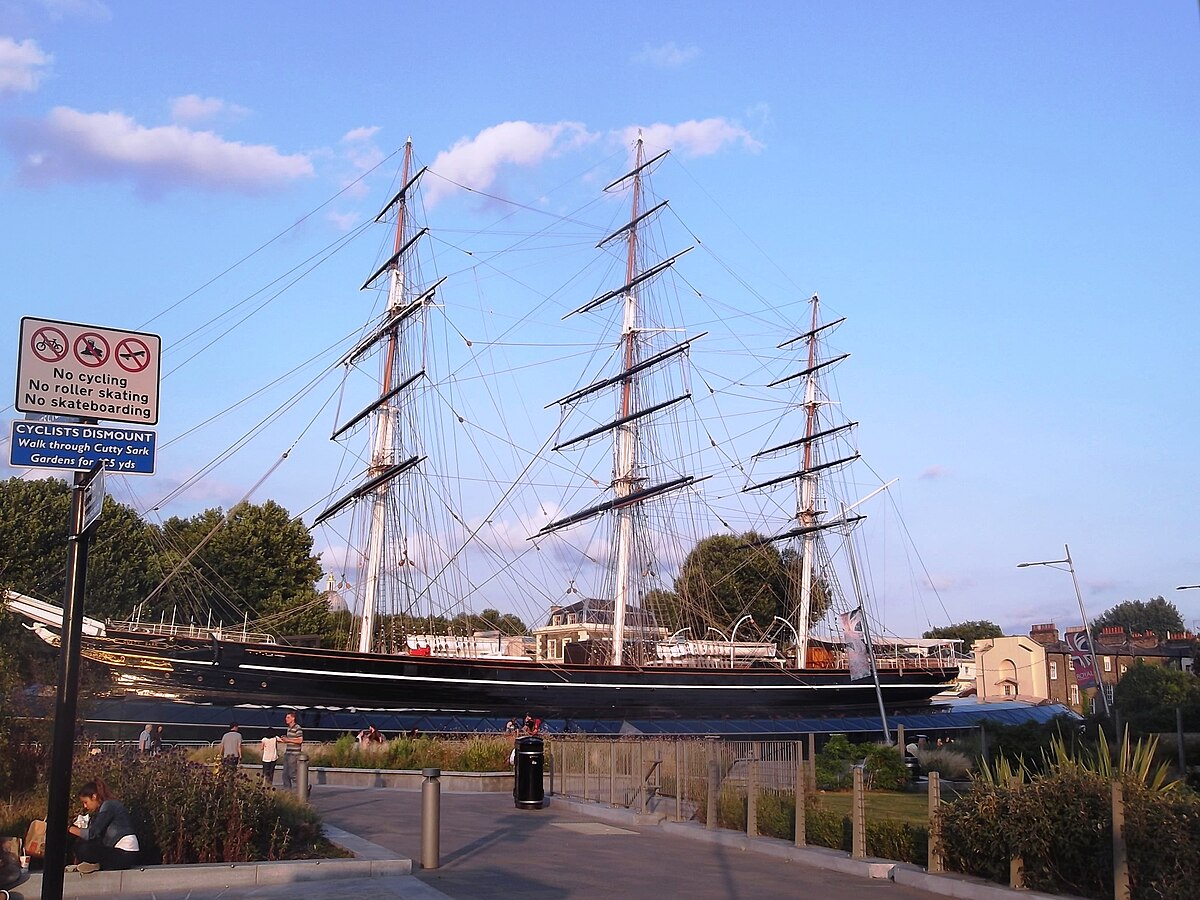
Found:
1,1 -> 1198,638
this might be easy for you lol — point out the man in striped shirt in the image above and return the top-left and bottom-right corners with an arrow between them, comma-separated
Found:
280,711 -> 304,789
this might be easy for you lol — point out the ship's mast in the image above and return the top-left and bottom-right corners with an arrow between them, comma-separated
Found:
794,296 -> 822,667
357,140 -> 412,653
610,139 -> 646,666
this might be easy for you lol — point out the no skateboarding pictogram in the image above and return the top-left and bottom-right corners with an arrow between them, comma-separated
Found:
31,325 -> 69,363
74,332 -> 110,367
115,337 -> 152,373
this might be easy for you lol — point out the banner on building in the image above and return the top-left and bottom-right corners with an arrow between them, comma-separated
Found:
839,607 -> 872,681
1065,629 -> 1098,689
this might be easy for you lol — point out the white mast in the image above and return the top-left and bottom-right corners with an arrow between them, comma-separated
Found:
356,140 -> 412,653
795,297 -> 822,667
610,138 -> 646,666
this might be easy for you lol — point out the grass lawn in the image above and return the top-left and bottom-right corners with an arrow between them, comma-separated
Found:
815,790 -> 930,826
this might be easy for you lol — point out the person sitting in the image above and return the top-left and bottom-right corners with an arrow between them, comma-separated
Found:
67,779 -> 140,872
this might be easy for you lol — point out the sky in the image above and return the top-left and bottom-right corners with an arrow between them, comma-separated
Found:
1,1 -> 1198,640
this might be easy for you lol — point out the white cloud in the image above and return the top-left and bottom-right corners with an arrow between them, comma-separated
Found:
0,36 -> 52,95
425,120 -> 594,206
634,41 -> 700,68
919,465 -> 947,479
39,0 -> 111,22
926,573 -> 972,591
327,210 -> 359,232
619,118 -> 762,158
170,94 -> 248,124
342,125 -> 380,144
4,106 -> 314,194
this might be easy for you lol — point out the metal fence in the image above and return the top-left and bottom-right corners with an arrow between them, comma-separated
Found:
545,736 -> 817,822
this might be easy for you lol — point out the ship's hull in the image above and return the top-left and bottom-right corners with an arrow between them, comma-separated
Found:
82,629 -> 956,718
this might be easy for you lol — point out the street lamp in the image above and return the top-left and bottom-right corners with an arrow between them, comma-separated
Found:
1017,543 -> 1110,716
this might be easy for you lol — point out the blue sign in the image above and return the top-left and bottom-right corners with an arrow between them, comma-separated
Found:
9,421 -> 156,475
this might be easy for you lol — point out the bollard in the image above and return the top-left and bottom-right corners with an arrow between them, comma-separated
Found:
421,768 -> 441,869
746,756 -> 758,838
296,754 -> 309,804
674,739 -> 683,822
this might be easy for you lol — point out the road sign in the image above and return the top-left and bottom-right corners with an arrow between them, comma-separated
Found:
83,466 -> 105,532
16,317 -> 161,425
8,421 -> 156,475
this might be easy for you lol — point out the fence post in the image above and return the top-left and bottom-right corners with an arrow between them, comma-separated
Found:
609,740 -> 617,807
807,732 -> 817,794
1008,775 -> 1024,889
582,736 -> 589,802
896,723 -> 905,754
794,740 -> 806,847
927,771 -> 943,873
420,768 -> 441,870
639,741 -> 647,815
706,742 -> 720,830
747,751 -> 758,838
1113,780 -> 1130,900
851,765 -> 866,859
675,739 -> 683,822
548,745 -> 555,797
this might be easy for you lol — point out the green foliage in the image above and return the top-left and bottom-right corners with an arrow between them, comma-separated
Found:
981,715 -> 1092,771
667,532 -> 818,635
862,743 -> 909,791
448,607 -> 527,636
814,733 -> 858,789
1113,660 -> 1200,733
0,476 -> 160,620
156,500 -> 322,627
297,735 -> 511,772
921,620 -> 1003,646
1093,596 -> 1185,639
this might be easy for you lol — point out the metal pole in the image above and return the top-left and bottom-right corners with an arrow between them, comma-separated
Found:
1063,544 -> 1110,717
296,754 -> 309,803
42,469 -> 95,900
421,768 -> 441,869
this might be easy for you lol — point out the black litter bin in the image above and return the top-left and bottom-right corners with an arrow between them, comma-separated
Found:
513,735 -> 545,809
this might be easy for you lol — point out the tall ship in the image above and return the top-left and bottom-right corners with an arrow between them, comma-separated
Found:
7,138 -> 957,718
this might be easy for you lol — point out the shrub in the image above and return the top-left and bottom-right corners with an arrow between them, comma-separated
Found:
814,734 -> 858,790
916,747 -> 972,780
862,743 -> 909,791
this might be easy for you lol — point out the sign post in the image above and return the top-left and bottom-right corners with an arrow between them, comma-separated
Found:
40,462 -> 104,900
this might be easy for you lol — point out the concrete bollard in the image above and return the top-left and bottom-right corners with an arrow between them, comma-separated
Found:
851,766 -> 866,859
927,771 -> 944,873
421,768 -> 441,869
296,754 -> 309,804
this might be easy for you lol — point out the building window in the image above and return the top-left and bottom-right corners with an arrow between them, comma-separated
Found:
1049,661 -> 1058,680
1103,656 -> 1112,672
1070,684 -> 1080,705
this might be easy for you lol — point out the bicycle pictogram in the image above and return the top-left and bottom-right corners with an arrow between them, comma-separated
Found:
31,326 -> 69,363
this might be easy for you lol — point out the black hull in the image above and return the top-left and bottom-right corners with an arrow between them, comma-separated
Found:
83,631 -> 956,718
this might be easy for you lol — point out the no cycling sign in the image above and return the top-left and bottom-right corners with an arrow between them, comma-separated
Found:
16,317 -> 161,426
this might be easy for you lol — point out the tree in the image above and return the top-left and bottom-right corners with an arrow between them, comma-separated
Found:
151,500 -> 322,626
1092,597 -> 1185,639
448,608 -> 527,635
1113,660 -> 1200,732
671,532 -> 788,635
0,476 -> 161,619
923,620 -> 1004,648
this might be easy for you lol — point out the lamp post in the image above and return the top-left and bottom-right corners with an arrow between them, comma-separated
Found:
730,615 -> 753,669
1017,543 -> 1110,716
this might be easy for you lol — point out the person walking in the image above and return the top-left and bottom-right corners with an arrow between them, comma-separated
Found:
279,712 -> 303,790
150,725 -> 164,755
137,724 -> 152,756
220,723 -> 243,772
260,728 -> 279,784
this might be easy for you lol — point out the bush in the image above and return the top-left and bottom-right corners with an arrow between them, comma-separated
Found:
938,772 -> 1200,899
814,734 -> 858,790
916,746 -> 972,780
862,743 -> 909,791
